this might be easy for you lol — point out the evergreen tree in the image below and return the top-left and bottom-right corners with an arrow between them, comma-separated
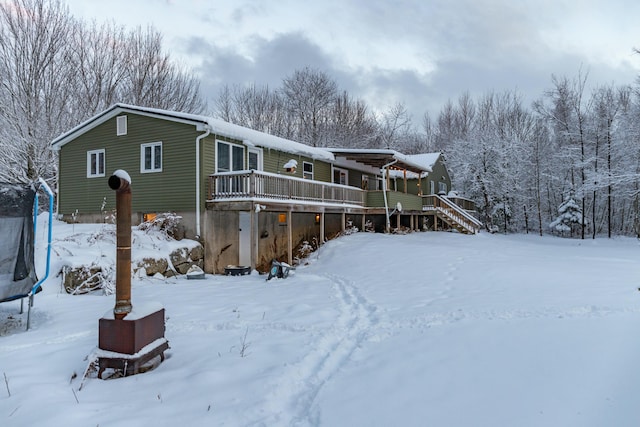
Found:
549,192 -> 583,236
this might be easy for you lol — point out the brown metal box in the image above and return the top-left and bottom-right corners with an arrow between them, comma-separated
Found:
99,308 -> 165,355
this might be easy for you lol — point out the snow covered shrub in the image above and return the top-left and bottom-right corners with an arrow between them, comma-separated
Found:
391,226 -> 411,234
297,241 -> 314,259
100,197 -> 116,224
138,212 -> 183,239
87,226 -> 116,245
62,264 -> 114,295
364,219 -> 375,233
341,218 -> 359,235
549,194 -> 583,236
294,237 -> 319,265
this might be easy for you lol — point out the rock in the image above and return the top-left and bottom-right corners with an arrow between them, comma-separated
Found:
139,257 -> 169,276
169,248 -> 191,274
189,245 -> 204,263
62,242 -> 205,294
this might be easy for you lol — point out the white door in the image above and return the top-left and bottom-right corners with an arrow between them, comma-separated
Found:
239,212 -> 251,267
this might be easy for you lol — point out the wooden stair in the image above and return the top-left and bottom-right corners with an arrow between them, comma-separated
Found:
424,195 -> 482,234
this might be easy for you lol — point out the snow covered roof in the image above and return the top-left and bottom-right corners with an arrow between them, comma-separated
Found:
51,104 -> 335,162
406,153 -> 442,170
328,148 -> 434,174
386,152 -> 442,179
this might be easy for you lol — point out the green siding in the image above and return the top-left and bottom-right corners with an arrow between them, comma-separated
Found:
366,191 -> 423,210
366,191 -> 385,208
59,113 -> 204,215
260,148 -> 331,182
428,158 -> 451,194
347,169 -> 362,188
395,156 -> 452,196
201,134 -> 220,204
314,161 -> 331,183
387,191 -> 423,211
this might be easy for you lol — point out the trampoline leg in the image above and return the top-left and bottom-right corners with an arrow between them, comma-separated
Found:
20,298 -> 24,314
26,294 -> 33,331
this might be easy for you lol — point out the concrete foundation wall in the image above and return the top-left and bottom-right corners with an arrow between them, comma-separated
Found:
256,212 -> 323,272
256,212 -> 290,271
324,213 -> 344,238
202,206 -> 432,275
204,210 -> 239,274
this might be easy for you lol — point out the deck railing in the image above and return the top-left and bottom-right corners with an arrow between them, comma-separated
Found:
422,194 -> 483,234
208,170 -> 366,206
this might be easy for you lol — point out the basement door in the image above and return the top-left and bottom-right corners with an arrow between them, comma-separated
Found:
239,212 -> 251,267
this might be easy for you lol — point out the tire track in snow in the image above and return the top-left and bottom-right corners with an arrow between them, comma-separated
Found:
254,273 -> 379,426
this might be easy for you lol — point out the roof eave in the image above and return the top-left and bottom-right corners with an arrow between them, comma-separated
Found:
50,103 -> 210,151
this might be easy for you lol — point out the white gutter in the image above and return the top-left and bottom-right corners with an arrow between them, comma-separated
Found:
381,159 -> 398,232
195,127 -> 211,238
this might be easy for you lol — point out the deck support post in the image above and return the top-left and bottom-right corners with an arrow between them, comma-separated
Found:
287,210 -> 293,266
251,205 -> 257,271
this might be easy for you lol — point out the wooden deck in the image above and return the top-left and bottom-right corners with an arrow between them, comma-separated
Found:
208,170 -> 365,206
208,171 -> 481,233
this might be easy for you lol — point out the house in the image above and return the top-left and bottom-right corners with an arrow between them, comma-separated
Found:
51,104 -> 479,275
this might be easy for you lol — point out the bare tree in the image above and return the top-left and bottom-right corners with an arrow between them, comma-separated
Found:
0,0 -> 206,184
66,20 -> 127,115
379,102 -> 414,150
120,26 -> 205,113
326,91 -> 378,148
280,67 -> 338,147
0,0 -> 73,182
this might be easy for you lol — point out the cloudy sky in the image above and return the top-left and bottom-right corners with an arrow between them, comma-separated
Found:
65,0 -> 640,121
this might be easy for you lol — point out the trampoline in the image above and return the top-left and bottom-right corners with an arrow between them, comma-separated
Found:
0,179 -> 53,330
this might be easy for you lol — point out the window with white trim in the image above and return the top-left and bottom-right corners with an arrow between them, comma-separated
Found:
248,148 -> 263,171
303,161 -> 313,180
438,181 -> 447,194
141,142 -> 162,173
333,167 -> 348,185
116,115 -> 127,136
87,149 -> 105,178
216,140 -> 245,172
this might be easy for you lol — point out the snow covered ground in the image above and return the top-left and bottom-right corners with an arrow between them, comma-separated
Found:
2,218 -> 640,426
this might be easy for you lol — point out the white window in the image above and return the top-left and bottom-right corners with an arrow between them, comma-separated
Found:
333,167 -> 348,185
438,181 -> 447,194
303,162 -> 314,180
87,149 -> 105,178
116,115 -> 127,136
216,140 -> 245,172
248,148 -> 263,171
141,142 -> 162,173
430,180 -> 435,195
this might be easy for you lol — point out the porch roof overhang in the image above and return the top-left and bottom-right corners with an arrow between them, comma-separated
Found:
328,149 -> 432,174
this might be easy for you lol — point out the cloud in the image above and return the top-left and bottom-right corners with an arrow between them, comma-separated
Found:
185,32 -> 343,108
174,0 -> 640,121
